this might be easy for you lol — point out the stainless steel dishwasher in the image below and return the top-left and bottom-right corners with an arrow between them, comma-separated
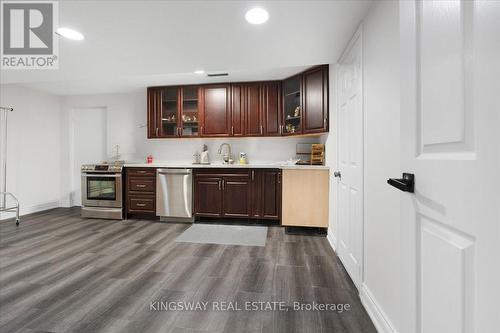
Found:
156,169 -> 194,222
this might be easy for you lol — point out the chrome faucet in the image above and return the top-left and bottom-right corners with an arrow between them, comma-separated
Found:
217,143 -> 233,164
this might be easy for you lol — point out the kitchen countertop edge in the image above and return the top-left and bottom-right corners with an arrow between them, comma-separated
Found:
123,163 -> 329,170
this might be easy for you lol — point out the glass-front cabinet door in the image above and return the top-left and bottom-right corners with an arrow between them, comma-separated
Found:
160,87 -> 179,137
283,75 -> 302,135
180,86 -> 200,137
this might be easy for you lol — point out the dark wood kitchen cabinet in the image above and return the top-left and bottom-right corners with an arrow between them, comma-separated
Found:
147,88 -> 161,138
201,85 -> 231,137
125,167 -> 156,217
250,169 -> 281,220
194,169 -> 251,218
147,86 -> 201,138
262,82 -> 281,136
222,176 -> 251,217
194,169 -> 280,221
282,65 -> 328,135
245,83 -> 262,136
303,66 -> 328,133
147,65 -> 328,138
230,84 -> 245,136
194,177 -> 223,216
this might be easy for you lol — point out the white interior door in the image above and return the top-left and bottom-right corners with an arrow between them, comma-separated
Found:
399,1 -> 500,333
70,107 -> 107,206
336,28 -> 363,288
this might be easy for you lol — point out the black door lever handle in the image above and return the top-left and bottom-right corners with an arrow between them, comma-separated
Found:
387,173 -> 415,193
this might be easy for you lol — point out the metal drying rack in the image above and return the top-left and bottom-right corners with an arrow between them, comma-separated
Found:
0,106 -> 20,226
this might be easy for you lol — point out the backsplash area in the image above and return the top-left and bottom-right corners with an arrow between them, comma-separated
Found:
132,136 -> 323,164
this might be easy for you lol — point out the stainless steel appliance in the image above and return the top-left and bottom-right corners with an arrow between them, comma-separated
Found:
81,163 -> 123,219
156,168 -> 194,222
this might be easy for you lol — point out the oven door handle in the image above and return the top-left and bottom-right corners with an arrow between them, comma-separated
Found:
82,173 -> 121,178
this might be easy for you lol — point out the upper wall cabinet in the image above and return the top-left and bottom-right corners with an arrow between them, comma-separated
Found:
147,65 -> 328,138
147,86 -> 201,138
147,87 -> 161,138
201,85 -> 231,137
282,75 -> 302,135
283,65 -> 328,136
180,86 -> 201,137
262,82 -> 281,136
303,66 -> 328,133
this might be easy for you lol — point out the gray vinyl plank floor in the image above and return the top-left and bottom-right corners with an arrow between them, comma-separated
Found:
0,208 -> 376,333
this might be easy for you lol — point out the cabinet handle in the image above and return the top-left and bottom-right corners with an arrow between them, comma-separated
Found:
136,170 -> 147,174
260,125 -> 263,135
136,203 -> 147,207
324,118 -> 327,128
201,126 -> 203,136
178,127 -> 181,136
251,170 -> 255,181
136,184 -> 146,188
222,180 -> 225,190
156,128 -> 159,136
218,180 -> 221,190
231,126 -> 234,136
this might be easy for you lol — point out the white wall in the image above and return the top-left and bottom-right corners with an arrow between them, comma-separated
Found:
360,1 -> 401,332
59,92 -> 323,206
0,84 -> 63,219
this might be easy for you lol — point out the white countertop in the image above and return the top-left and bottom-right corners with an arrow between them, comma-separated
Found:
124,162 -> 329,170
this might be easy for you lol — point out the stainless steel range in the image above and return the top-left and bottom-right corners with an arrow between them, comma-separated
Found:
81,162 -> 124,219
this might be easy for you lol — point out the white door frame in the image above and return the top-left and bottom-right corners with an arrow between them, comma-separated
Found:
335,25 -> 364,288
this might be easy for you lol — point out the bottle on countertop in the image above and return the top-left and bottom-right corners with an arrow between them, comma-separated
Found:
193,151 -> 201,164
200,144 -> 209,164
239,152 -> 248,165
146,155 -> 153,164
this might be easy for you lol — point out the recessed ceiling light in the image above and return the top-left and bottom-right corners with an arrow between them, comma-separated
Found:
245,7 -> 269,25
194,70 -> 205,75
55,27 -> 84,41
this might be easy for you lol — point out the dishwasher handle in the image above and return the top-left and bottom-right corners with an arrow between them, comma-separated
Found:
157,168 -> 192,175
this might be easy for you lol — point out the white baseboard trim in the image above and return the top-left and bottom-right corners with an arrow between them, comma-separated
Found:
360,283 -> 397,333
0,200 -> 60,220
327,232 -> 337,251
59,199 -> 72,208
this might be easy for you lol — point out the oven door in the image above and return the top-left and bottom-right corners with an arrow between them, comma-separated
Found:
82,173 -> 122,208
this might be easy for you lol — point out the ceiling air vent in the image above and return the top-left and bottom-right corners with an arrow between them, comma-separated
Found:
207,72 -> 229,77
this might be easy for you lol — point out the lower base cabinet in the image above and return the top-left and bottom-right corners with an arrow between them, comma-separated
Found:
281,169 -> 329,227
194,168 -> 281,220
125,168 -> 157,217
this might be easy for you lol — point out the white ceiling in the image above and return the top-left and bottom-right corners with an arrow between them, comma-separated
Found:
1,0 -> 372,95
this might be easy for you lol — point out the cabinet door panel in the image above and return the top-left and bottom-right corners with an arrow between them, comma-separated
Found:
147,88 -> 161,138
194,177 -> 222,216
223,178 -> 250,217
263,82 -> 281,136
250,170 -> 262,218
245,84 -> 262,136
304,67 -> 328,133
202,85 -> 230,136
262,170 -> 281,219
231,84 -> 245,136
159,87 -> 180,137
